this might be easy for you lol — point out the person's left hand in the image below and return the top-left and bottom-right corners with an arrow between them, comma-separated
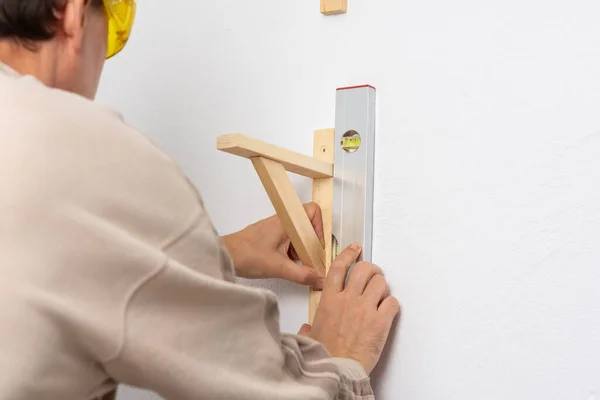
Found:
222,202 -> 325,288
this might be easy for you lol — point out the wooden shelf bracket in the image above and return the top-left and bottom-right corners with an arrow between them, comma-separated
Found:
217,131 -> 335,323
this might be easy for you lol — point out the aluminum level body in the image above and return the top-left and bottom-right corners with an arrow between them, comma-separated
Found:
333,85 -> 376,262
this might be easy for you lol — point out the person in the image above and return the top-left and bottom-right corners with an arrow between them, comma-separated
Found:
0,1 -> 400,399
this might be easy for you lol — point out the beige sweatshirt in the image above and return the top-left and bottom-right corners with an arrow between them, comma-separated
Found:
0,63 -> 373,400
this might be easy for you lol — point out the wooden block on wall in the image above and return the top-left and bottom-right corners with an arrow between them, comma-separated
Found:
321,0 -> 348,15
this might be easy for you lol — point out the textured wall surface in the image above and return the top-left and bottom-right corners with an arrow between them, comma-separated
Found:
97,0 -> 600,399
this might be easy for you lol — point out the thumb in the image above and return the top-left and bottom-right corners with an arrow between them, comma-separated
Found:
298,324 -> 312,336
277,257 -> 324,288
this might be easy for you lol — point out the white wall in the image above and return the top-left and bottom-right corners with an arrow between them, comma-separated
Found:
98,0 -> 600,399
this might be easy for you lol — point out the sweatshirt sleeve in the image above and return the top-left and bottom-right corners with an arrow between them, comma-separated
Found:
102,210 -> 374,400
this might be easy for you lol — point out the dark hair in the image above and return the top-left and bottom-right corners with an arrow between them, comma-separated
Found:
0,0 -> 103,43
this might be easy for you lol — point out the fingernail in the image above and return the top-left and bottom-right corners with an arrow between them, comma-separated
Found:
351,243 -> 362,251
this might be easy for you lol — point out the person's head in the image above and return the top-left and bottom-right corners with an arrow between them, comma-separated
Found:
0,0 -> 135,99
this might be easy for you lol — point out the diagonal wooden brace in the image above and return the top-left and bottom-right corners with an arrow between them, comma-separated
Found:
252,157 -> 326,274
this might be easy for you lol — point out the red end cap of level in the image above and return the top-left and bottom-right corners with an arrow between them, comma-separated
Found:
336,84 -> 376,91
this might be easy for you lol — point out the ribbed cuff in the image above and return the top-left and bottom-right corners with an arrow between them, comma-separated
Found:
330,358 -> 374,398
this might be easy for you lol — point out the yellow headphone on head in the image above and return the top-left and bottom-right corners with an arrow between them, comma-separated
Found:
103,0 -> 136,59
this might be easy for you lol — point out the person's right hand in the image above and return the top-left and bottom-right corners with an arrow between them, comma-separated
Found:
305,243 -> 400,375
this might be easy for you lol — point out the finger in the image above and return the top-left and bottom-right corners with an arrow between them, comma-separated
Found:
363,274 -> 389,307
277,258 -> 324,287
325,243 -> 362,294
287,245 -> 300,262
374,297 -> 399,363
378,296 -> 401,318
304,202 -> 325,246
298,324 -> 312,336
290,203 -> 324,258
345,261 -> 383,295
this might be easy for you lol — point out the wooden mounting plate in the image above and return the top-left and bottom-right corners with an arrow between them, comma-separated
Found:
309,129 -> 335,323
